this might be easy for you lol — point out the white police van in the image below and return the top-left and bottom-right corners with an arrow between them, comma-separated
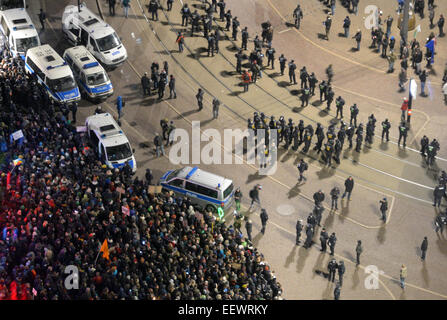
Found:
62,3 -> 127,68
63,46 -> 113,101
25,44 -> 81,103
160,167 -> 234,213
0,7 -> 40,59
85,112 -> 137,173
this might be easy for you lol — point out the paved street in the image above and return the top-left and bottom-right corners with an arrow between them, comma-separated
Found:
30,0 -> 447,299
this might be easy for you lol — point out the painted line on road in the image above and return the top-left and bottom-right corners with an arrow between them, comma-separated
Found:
278,28 -> 292,34
347,156 -> 435,190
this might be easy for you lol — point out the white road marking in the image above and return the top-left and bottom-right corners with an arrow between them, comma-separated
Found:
278,28 -> 292,34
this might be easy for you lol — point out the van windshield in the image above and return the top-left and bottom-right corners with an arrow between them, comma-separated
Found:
15,36 -> 39,53
86,71 -> 108,86
106,142 -> 132,161
47,75 -> 77,93
96,32 -> 121,52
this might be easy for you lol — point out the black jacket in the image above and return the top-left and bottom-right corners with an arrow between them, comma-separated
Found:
344,178 -> 354,192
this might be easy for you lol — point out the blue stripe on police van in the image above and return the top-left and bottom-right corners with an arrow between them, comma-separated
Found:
185,166 -> 198,180
80,81 -> 113,95
160,183 -> 232,205
160,170 -> 173,181
111,159 -> 134,169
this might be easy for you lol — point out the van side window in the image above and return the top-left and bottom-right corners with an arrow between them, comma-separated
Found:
72,64 -> 80,76
80,28 -> 88,46
89,37 -> 98,52
196,185 -> 218,199
185,182 -> 198,193
1,17 -> 10,37
69,25 -> 79,38
26,57 -> 44,80
89,130 -> 99,151
169,179 -> 184,187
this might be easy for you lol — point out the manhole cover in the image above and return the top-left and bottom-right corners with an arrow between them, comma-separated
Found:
276,204 -> 295,216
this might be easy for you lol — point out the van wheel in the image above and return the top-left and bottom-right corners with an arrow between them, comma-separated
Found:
205,204 -> 217,214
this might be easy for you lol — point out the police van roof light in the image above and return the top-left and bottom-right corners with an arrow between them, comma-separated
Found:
83,62 -> 99,69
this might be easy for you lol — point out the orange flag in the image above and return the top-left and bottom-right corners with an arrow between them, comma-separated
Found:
99,239 -> 110,260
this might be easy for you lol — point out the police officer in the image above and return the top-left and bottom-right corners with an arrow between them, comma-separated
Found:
241,27 -> 249,50
379,198 -> 388,222
355,130 -> 363,153
427,139 -> 440,166
324,140 -> 334,166
433,184 -> 445,207
264,45 -> 275,69
350,103 -> 359,127
333,139 -> 342,164
328,258 -> 338,282
320,228 -> 329,252
335,96 -> 345,119
420,135 -> 429,156
190,10 -> 200,36
293,4 -> 303,29
212,98 -> 220,119
245,218 -> 253,241
235,50 -> 243,74
314,127 -> 325,154
298,120 -> 305,143
289,60 -> 297,84
260,208 -> 269,234
330,186 -> 340,210
297,158 -> 308,182
168,75 -> 176,99
334,283 -> 341,300
319,80 -> 327,101
322,232 -> 335,256
232,17 -> 240,40
181,4 -> 191,26
355,240 -> 363,266
292,125 -> 300,150
338,260 -> 346,286
279,54 -> 287,76
141,72 -> 151,96
303,129 -> 312,153
300,66 -> 308,89
145,168 -> 153,185
326,87 -> 334,111
207,33 -> 216,56
303,223 -> 314,249
217,0 -> 226,21
166,121 -> 176,146
224,9 -> 232,31
346,125 -> 354,149
343,15 -> 351,37
337,124 -> 346,149
381,119 -> 391,141
308,72 -> 318,96
296,219 -> 303,244
71,102 -> 78,123
158,73 -> 166,99
196,88 -> 204,111
313,204 -> 324,227
398,121 -> 408,147
365,121 -> 374,146
301,86 -> 310,107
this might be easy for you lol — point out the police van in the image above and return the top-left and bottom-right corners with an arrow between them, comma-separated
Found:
85,112 -> 137,173
160,166 -> 234,213
25,44 -> 81,103
0,7 -> 40,59
63,46 -> 113,101
62,3 -> 127,68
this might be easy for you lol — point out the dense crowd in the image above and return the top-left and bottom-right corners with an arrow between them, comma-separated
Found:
0,47 -> 282,300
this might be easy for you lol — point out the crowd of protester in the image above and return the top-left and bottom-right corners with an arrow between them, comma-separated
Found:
0,47 -> 282,300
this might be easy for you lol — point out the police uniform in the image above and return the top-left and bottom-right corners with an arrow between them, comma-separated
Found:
398,122 -> 408,147
381,119 -> 391,141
